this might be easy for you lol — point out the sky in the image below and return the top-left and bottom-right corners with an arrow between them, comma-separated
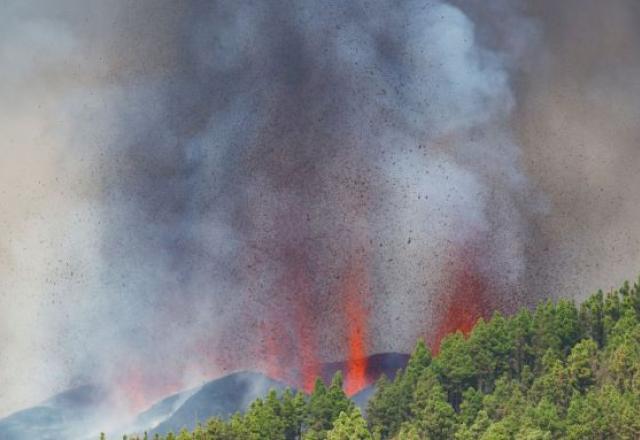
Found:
1,0 -> 640,418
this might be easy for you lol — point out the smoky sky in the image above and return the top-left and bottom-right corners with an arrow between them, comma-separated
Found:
1,0 -> 640,420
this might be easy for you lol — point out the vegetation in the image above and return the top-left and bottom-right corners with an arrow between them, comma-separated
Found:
105,278 -> 640,439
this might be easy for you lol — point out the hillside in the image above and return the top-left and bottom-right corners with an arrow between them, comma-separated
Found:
0,385 -> 108,440
149,372 -> 288,436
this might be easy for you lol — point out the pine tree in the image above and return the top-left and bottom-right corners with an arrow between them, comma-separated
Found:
434,332 -> 476,407
176,428 -> 191,440
326,409 -> 372,440
410,379 -> 456,440
580,290 -> 605,347
468,314 -> 513,393
508,309 -> 535,376
567,338 -> 598,392
405,340 -> 432,380
367,340 -> 431,438
281,388 -> 306,440
366,374 -> 401,439
529,354 -> 573,413
328,371 -> 354,418
307,378 -> 331,435
245,394 -> 286,439
608,325 -> 640,393
458,387 -> 483,426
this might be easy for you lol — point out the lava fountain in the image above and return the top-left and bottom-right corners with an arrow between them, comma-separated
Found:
341,259 -> 370,395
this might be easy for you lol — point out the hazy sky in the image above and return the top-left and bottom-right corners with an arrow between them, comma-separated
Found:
1,0 -> 639,418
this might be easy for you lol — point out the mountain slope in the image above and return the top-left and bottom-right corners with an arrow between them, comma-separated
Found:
0,385 -> 107,440
0,352 -> 411,439
320,352 -> 409,387
127,387 -> 200,434
150,371 -> 287,436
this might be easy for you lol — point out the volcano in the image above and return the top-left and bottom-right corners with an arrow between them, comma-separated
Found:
146,352 -> 408,436
319,352 -> 409,389
0,353 -> 409,439
147,371 -> 288,436
0,385 -> 108,440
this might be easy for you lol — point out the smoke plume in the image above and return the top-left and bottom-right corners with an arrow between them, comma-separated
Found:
1,0 -> 639,423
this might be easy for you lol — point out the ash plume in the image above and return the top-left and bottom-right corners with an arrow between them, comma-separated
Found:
1,0 -> 639,427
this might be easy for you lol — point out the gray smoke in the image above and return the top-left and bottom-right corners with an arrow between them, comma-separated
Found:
1,0 -> 639,426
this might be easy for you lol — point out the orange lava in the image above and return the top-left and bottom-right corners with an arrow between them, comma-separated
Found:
258,256 -> 372,395
431,247 -> 493,353
342,261 -> 370,396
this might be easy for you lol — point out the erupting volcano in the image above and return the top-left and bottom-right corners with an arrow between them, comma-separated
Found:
257,254 -> 374,395
255,239 -> 496,395
252,238 -> 496,395
11,0 -> 640,433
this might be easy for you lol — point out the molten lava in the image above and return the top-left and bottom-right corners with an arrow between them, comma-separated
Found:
342,261 -> 370,396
